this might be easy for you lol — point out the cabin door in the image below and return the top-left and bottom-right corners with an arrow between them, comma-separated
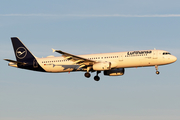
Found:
153,50 -> 158,59
119,54 -> 123,61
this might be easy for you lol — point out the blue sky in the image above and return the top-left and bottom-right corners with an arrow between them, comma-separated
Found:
0,0 -> 180,120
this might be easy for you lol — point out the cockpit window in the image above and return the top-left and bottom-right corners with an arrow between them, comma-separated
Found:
163,52 -> 171,55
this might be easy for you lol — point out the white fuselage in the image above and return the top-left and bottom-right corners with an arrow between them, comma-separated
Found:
36,50 -> 177,73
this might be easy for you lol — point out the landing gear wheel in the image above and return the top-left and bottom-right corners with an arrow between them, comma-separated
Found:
156,71 -> 160,75
84,72 -> 91,78
94,76 -> 100,81
155,65 -> 160,75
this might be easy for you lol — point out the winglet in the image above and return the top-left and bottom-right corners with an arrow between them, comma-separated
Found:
52,48 -> 56,53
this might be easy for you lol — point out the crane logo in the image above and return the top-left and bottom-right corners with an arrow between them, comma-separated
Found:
16,47 -> 27,59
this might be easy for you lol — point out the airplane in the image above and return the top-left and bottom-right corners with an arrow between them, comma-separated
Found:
4,37 -> 177,81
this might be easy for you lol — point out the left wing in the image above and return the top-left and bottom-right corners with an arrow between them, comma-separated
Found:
52,49 -> 96,68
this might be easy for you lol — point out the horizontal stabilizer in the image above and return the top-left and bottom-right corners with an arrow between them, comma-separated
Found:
4,59 -> 27,65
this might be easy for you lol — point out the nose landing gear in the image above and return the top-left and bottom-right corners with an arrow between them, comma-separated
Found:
156,71 -> 160,75
155,65 -> 160,75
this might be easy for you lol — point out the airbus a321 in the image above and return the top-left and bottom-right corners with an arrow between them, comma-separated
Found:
4,37 -> 177,81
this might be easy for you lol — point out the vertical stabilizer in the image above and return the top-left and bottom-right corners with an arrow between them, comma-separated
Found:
11,37 -> 35,62
10,37 -> 45,72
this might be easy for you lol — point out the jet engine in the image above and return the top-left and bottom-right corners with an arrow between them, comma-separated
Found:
93,62 -> 111,71
104,68 -> 125,76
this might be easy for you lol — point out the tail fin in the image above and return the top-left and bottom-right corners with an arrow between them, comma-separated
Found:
6,37 -> 45,72
11,37 -> 36,62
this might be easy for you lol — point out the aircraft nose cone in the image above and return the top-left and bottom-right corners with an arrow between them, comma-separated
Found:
171,55 -> 177,62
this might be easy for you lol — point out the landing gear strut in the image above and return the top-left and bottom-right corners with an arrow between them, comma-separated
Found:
84,67 -> 91,78
155,65 -> 160,75
94,71 -> 101,81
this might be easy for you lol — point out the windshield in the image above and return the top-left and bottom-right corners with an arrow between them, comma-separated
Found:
163,52 -> 171,55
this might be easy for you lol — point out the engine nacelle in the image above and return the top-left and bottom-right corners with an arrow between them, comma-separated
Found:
93,62 -> 111,71
104,68 -> 125,76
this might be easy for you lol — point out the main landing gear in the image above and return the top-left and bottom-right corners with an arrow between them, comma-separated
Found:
84,72 -> 91,78
84,69 -> 101,81
84,67 -> 91,78
94,71 -> 101,81
155,65 -> 160,75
